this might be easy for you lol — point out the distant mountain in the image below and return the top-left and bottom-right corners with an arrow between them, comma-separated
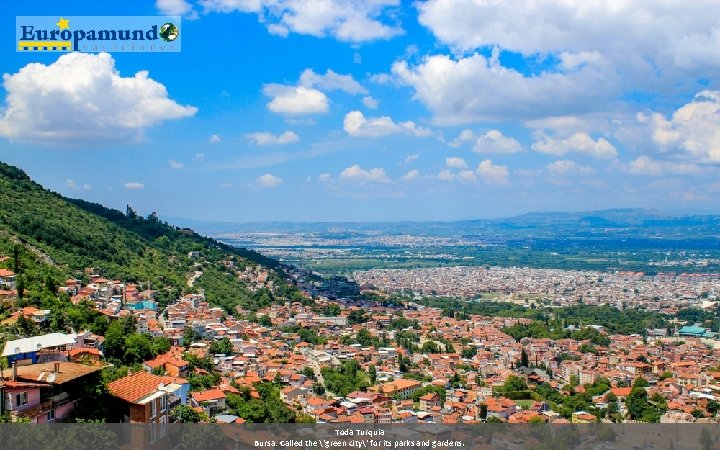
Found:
0,161 -> 288,312
169,208 -> 720,240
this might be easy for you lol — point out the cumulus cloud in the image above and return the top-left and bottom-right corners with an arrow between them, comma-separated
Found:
195,0 -> 401,42
245,131 -> 300,145
198,0 -> 260,13
66,179 -> 91,190
124,182 -> 145,190
545,160 -> 594,175
476,159 -> 509,185
401,169 -> 420,181
209,134 -> 221,143
392,52 -> 614,123
343,110 -> 431,137
340,164 -> 390,183
416,0 -> 720,73
0,52 -> 197,145
169,159 -> 184,169
156,0 -> 196,16
626,156 -> 704,176
263,84 -> 329,114
362,96 -> 379,109
299,69 -> 367,94
256,173 -> 283,187
436,169 -> 477,183
472,130 -> 523,154
638,91 -> 720,163
531,131 -> 617,159
445,157 -> 468,169
403,154 -> 420,165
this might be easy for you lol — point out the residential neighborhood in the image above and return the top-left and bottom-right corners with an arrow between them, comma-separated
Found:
2,259 -> 720,425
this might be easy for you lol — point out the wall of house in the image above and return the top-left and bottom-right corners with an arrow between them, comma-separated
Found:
5,387 -> 41,412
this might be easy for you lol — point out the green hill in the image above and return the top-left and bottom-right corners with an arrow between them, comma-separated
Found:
0,161 -> 304,320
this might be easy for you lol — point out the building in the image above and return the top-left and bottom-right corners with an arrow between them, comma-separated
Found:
0,269 -> 16,290
107,372 -> 179,424
374,379 -> 421,400
678,325 -> 707,338
190,389 -> 226,416
0,361 -> 102,423
2,333 -> 77,365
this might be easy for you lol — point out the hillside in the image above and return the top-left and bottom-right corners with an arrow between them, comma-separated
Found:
0,161 -> 303,316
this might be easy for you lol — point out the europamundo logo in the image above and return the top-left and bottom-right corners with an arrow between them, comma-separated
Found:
16,16 -> 181,52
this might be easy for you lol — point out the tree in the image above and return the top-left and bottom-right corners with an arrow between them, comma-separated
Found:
519,348 -> 529,368
633,376 -> 649,388
486,415 -> 502,423
368,364 -> 377,384
502,375 -> 528,393
171,405 -> 204,423
209,337 -> 233,355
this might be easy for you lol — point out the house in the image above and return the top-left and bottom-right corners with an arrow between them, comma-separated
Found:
142,352 -> 189,377
107,372 -> 178,423
419,392 -> 441,411
373,379 -> 421,399
190,389 -> 226,416
2,333 -> 77,365
1,361 -> 102,423
571,411 -> 597,423
0,269 -> 15,290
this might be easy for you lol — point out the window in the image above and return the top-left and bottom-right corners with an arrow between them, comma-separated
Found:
16,392 -> 28,407
149,400 -> 156,419
160,394 -> 167,412
47,409 -> 55,422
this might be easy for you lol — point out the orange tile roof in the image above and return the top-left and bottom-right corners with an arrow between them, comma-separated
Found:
108,371 -> 167,403
191,389 -> 226,402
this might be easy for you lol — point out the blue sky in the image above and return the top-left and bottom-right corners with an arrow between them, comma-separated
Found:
2,0 -> 720,221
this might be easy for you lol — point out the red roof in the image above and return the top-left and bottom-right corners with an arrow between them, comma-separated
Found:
108,371 -> 167,403
191,389 -> 226,402
0,269 -> 15,277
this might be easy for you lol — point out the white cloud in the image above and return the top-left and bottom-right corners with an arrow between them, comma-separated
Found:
343,110 -> 432,137
124,182 -> 145,190
0,53 -> 197,145
156,0 -> 196,17
169,159 -> 184,169
476,159 -> 509,185
299,69 -> 367,94
472,130 -> 523,154
209,134 -> 221,143
318,173 -> 332,183
362,96 -> 379,109
436,169 -> 477,183
457,170 -> 477,182
254,0 -> 402,42
546,160 -> 594,175
195,0 -> 402,42
263,84 -> 329,114
340,164 -> 390,183
392,52 -> 614,123
245,131 -> 300,145
65,179 -> 91,190
639,91 -> 720,163
401,169 -> 420,181
403,154 -> 419,165
198,0 -> 260,13
194,152 -> 205,161
416,0 -> 720,73
445,157 -> 468,169
531,132 -> 618,159
626,156 -> 704,176
256,173 -> 283,187
449,129 -> 474,147
437,169 -> 455,181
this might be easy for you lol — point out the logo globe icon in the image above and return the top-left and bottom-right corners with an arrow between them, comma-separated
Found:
159,23 -> 179,42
